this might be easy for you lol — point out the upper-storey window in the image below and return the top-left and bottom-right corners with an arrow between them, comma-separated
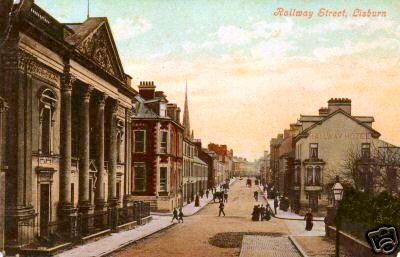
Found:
361,143 -> 371,159
309,143 -> 318,159
134,130 -> 146,153
160,130 -> 168,154
39,89 -> 57,155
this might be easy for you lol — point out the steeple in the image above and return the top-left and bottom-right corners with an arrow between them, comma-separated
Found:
183,81 -> 191,138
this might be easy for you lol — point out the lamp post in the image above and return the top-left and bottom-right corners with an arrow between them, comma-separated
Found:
332,176 -> 344,257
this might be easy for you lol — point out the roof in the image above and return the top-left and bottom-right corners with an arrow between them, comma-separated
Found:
295,109 -> 381,142
194,157 -> 207,166
133,95 -> 159,119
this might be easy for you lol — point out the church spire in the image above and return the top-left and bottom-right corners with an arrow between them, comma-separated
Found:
183,80 -> 191,138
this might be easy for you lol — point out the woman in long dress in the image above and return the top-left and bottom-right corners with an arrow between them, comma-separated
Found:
304,208 -> 313,231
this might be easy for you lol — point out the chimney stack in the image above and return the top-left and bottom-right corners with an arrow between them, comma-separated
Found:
327,98 -> 351,115
319,107 -> 329,116
138,81 -> 156,100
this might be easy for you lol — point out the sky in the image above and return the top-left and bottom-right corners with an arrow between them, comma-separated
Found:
36,0 -> 400,161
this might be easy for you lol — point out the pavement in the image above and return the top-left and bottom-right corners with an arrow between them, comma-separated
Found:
56,178 -> 236,257
239,235 -> 301,257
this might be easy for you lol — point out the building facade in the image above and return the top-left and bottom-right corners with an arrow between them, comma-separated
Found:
293,98 -> 384,214
0,3 -> 137,250
131,82 -> 183,212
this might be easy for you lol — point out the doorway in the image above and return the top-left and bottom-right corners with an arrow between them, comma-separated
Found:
308,193 -> 319,212
40,184 -> 50,237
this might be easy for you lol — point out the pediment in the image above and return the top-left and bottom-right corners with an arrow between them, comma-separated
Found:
67,18 -> 125,81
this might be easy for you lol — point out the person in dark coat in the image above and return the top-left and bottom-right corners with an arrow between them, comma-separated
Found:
195,194 -> 200,207
260,205 -> 266,220
304,208 -> 313,231
171,208 -> 179,223
206,189 -> 210,199
254,191 -> 258,201
251,205 -> 259,221
263,205 -> 271,221
178,208 -> 184,223
274,197 -> 278,215
218,202 -> 225,216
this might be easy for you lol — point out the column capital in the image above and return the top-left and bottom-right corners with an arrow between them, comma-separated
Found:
109,99 -> 119,114
98,92 -> 108,108
82,85 -> 94,101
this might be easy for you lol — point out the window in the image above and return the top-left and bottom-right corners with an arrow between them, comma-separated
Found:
160,130 -> 168,154
134,163 -> 146,192
39,89 -> 57,155
160,167 -> 167,192
315,166 -> 321,185
306,167 -> 313,185
310,143 -> 318,159
70,183 -> 74,204
117,131 -> 123,162
361,143 -> 371,159
134,130 -> 145,153
294,166 -> 301,184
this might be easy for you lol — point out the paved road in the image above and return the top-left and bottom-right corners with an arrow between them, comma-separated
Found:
111,180 -> 296,257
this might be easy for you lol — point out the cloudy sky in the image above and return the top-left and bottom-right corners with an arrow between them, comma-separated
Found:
37,0 -> 400,161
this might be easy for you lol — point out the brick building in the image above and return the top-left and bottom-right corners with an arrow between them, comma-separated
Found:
131,82 -> 184,212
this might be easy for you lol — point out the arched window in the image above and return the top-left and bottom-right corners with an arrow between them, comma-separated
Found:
315,166 -> 321,185
39,89 -> 57,155
306,166 -> 313,186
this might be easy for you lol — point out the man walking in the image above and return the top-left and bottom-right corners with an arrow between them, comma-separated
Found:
171,208 -> 179,223
206,189 -> 210,199
254,191 -> 258,201
178,208 -> 184,223
218,202 -> 226,217
274,197 -> 278,215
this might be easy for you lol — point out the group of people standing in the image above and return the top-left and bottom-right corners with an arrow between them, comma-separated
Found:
251,204 -> 271,221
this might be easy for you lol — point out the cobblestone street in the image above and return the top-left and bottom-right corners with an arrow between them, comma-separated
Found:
111,179 -> 307,257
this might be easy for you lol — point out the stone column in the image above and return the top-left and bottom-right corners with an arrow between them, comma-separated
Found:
123,109 -> 133,206
0,98 -> 8,253
108,100 -> 118,202
59,57 -> 75,217
95,93 -> 107,211
78,86 -> 93,215
108,100 -> 118,230
2,33 -> 36,247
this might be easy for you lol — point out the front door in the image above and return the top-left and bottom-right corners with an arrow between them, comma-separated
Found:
40,184 -> 50,237
308,193 -> 318,212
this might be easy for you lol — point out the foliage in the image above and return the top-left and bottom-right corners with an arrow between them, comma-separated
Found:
339,187 -> 400,241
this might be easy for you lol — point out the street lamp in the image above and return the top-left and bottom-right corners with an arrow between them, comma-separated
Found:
332,176 -> 344,257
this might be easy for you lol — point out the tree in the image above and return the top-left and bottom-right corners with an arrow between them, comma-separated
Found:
342,142 -> 400,195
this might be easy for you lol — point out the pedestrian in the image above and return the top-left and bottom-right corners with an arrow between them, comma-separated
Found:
260,205 -> 266,220
218,202 -> 226,217
195,194 -> 200,207
251,205 -> 259,221
304,208 -> 313,231
254,191 -> 258,201
206,189 -> 210,199
171,208 -> 179,223
263,205 -> 271,221
178,208 -> 184,223
274,197 -> 278,215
